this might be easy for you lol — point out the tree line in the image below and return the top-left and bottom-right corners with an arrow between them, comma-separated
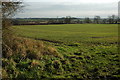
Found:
12,15 -> 119,25
64,15 -> 119,24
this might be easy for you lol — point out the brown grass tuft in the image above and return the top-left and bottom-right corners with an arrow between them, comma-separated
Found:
3,37 -> 60,59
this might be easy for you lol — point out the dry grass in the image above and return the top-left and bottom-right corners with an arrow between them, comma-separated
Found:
3,36 -> 60,59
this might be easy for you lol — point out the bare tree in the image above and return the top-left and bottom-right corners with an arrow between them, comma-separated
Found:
108,15 -> 117,24
2,0 -> 23,29
94,16 -> 101,24
84,17 -> 91,23
102,19 -> 107,24
64,16 -> 72,24
2,0 -> 23,58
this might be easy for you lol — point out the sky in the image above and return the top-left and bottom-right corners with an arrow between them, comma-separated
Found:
15,0 -> 120,18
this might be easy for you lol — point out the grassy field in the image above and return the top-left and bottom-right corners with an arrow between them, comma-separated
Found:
4,24 -> 119,79
13,24 -> 118,44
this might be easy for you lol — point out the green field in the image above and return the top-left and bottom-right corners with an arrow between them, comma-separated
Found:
10,24 -> 119,78
14,24 -> 118,44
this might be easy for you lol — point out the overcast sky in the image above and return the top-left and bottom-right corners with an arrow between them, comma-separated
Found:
15,0 -> 119,18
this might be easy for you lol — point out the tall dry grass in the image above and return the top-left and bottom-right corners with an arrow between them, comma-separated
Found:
3,36 -> 60,59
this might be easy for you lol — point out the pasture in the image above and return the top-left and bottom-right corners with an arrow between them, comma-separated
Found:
13,24 -> 118,44
11,24 -> 119,78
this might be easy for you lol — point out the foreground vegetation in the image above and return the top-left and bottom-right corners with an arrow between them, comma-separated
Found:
3,24 -> 119,79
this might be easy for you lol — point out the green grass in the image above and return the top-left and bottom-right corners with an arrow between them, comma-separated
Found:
4,24 -> 119,79
13,24 -> 118,44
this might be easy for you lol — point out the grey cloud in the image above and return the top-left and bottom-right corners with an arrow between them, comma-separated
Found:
25,2 -> 117,11
15,2 -> 118,18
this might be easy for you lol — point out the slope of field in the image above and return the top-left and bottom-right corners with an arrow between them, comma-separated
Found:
8,24 -> 119,79
13,24 -> 118,44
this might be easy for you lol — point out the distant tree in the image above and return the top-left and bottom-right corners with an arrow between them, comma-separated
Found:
48,19 -> 54,24
111,15 -> 116,23
84,17 -> 91,23
77,19 -> 80,24
64,16 -> 72,24
108,16 -> 113,24
94,16 -> 101,24
108,15 -> 116,24
117,17 -> 120,24
102,19 -> 107,24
